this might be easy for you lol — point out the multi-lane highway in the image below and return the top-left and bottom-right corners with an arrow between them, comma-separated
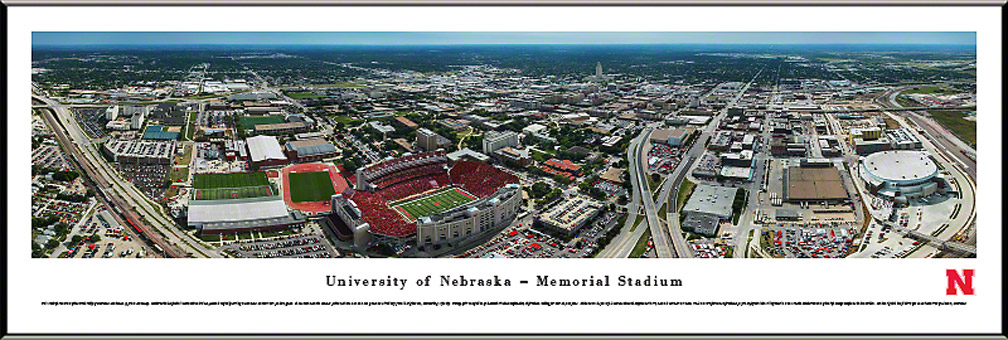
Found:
664,69 -> 763,258
34,93 -> 218,258
597,130 -> 649,258
879,88 -> 976,180
635,128 -> 675,258
601,69 -> 763,258
874,87 -> 976,257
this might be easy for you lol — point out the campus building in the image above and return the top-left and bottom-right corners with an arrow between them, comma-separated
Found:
246,135 -> 288,169
285,138 -> 339,163
187,196 -> 306,235
533,194 -> 603,238
102,139 -> 175,165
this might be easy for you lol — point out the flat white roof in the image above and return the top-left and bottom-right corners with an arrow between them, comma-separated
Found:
246,135 -> 287,162
863,150 -> 937,183
188,196 -> 290,224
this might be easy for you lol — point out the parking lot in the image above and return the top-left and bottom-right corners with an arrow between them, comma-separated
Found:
647,143 -> 684,174
117,163 -> 170,200
32,144 -> 73,171
73,108 -> 107,139
220,233 -> 337,258
765,223 -> 856,258
691,242 -> 729,258
593,179 -> 626,198
65,208 -> 150,258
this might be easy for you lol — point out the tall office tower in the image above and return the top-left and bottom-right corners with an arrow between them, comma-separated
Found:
596,62 -> 603,77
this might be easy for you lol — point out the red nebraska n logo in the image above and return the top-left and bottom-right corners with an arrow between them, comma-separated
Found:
946,269 -> 974,295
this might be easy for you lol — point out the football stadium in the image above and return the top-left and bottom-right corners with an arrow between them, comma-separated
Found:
391,187 -> 478,222
323,151 -> 521,255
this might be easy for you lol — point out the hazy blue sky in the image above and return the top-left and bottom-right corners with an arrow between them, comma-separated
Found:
33,32 -> 976,46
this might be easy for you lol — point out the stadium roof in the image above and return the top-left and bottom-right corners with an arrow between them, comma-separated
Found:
862,150 -> 937,183
785,166 -> 848,201
246,135 -> 287,163
188,196 -> 290,225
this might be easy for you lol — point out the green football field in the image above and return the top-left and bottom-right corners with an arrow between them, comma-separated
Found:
193,172 -> 269,189
239,115 -> 285,130
288,171 -> 336,203
194,186 -> 273,200
391,187 -> 477,221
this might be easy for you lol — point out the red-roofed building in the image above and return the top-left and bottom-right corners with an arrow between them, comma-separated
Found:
542,158 -> 582,180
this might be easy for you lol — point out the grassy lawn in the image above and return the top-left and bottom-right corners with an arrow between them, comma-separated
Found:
927,110 -> 976,146
164,185 -> 180,199
531,149 -> 553,163
657,204 -> 667,217
169,167 -> 189,183
238,115 -> 285,130
391,187 -> 477,221
308,82 -> 364,88
285,91 -> 325,100
629,229 -> 652,258
174,144 -> 193,165
616,214 -> 628,228
193,172 -> 269,189
646,174 -> 659,193
903,86 -> 960,95
198,233 -> 221,242
238,231 -> 255,241
745,230 -> 755,258
185,112 -> 197,140
895,96 -> 918,108
178,93 -> 223,100
630,214 -> 644,232
259,228 -> 297,239
332,115 -> 361,126
731,188 -> 748,225
288,171 -> 336,203
676,179 -> 696,212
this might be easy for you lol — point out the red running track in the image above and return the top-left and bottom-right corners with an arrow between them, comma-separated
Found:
281,163 -> 350,214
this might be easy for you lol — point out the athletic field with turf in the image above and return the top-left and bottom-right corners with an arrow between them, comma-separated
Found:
239,115 -> 285,129
288,171 -> 337,203
193,172 -> 269,189
194,186 -> 273,200
390,187 -> 477,222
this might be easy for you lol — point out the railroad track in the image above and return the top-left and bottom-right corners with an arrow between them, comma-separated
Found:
38,106 -> 186,258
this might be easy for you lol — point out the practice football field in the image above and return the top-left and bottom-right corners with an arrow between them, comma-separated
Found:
391,187 -> 477,221
194,186 -> 273,200
288,171 -> 336,203
193,172 -> 269,189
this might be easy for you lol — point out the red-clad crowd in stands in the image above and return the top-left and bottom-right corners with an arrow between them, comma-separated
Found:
372,163 -> 446,189
359,151 -> 446,181
347,159 -> 516,238
449,161 -> 519,198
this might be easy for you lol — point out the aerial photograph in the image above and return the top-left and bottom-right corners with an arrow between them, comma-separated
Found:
30,32 -> 977,259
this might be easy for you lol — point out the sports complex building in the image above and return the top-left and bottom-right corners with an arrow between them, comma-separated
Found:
186,171 -> 304,235
858,150 -> 943,204
322,152 -> 521,255
187,196 -> 306,235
